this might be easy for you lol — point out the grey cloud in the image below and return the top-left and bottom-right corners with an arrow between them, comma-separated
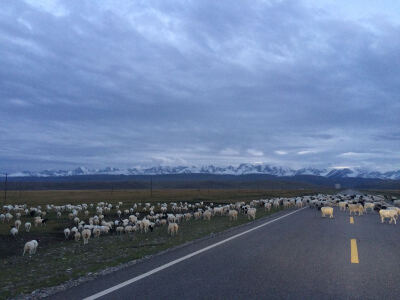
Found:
0,0 -> 399,172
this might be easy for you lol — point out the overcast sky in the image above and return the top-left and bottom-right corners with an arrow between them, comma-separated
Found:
1,0 -> 399,172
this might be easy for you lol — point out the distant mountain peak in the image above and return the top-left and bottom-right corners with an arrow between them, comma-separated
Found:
2,164 -> 399,180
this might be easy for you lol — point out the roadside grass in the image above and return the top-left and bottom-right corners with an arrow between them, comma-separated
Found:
1,207 -> 284,299
0,188 -> 332,299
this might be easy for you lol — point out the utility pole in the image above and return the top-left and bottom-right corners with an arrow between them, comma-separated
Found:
150,176 -> 153,198
4,173 -> 8,203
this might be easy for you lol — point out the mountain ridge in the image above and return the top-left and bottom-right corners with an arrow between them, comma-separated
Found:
2,164 -> 400,180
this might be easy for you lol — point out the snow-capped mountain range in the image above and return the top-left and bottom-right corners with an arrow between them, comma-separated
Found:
2,164 -> 400,180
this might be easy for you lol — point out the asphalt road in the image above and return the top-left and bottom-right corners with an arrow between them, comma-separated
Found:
52,206 -> 400,300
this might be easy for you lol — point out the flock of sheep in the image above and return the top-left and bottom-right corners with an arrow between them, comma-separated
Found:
0,195 -> 310,256
2,193 -> 396,257
309,193 -> 399,224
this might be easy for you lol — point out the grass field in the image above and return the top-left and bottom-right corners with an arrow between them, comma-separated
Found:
0,188 -> 333,299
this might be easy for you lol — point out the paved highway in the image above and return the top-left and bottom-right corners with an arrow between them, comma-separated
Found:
52,206 -> 400,299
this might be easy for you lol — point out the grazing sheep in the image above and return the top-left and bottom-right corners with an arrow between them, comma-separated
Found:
74,231 -> 81,241
64,228 -> 71,239
364,203 -> 375,213
203,210 -> 212,221
184,213 -> 192,221
321,207 -> 334,218
129,215 -> 137,223
168,223 -> 179,236
348,204 -> 363,216
338,202 -> 347,211
15,220 -> 22,230
116,226 -> 124,235
6,213 -> 13,223
25,222 -> 31,232
93,227 -> 101,238
23,240 -> 38,256
124,225 -> 134,234
194,211 -> 202,220
82,229 -> 91,244
247,208 -> 256,220
10,227 -> 18,237
264,203 -> 272,212
379,209 -> 397,224
140,219 -> 151,233
228,210 -> 238,221
34,217 -> 43,227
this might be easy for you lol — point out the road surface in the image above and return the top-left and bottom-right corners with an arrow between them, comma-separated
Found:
52,206 -> 400,299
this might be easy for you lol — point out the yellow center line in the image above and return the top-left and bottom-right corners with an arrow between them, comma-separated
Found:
351,239 -> 359,264
350,217 -> 354,224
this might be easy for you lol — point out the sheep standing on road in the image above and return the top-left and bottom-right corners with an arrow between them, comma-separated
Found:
348,204 -> 363,216
379,209 -> 397,224
364,203 -> 375,213
338,202 -> 347,211
321,207 -> 334,218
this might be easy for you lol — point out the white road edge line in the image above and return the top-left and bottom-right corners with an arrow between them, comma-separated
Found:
84,207 -> 307,300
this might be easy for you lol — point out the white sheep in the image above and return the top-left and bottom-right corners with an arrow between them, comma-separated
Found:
247,208 -> 256,220
379,209 -> 397,224
0,214 -> 5,223
64,228 -> 71,239
15,220 -> 22,230
140,219 -> 151,233
116,226 -> 124,234
74,231 -> 81,241
25,222 -> 32,232
321,207 -> 334,218
34,217 -> 43,227
6,213 -> 13,222
228,210 -> 238,221
23,240 -> 38,256
264,203 -> 272,212
338,202 -> 347,211
82,229 -> 91,244
203,210 -> 212,221
10,227 -> 18,237
93,227 -> 101,238
364,203 -> 375,213
168,222 -> 179,236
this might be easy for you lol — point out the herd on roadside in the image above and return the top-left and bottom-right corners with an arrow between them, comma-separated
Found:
1,193 -> 397,257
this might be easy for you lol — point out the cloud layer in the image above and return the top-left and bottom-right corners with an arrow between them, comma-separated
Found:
1,0 -> 399,172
